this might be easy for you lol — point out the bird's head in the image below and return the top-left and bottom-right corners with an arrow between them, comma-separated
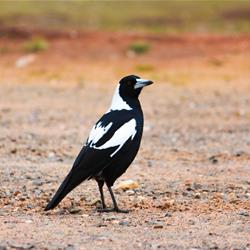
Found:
119,75 -> 153,98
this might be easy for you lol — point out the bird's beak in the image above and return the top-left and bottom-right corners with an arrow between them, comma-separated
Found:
134,79 -> 153,89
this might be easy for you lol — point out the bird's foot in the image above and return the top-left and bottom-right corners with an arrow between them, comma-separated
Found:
97,207 -> 129,213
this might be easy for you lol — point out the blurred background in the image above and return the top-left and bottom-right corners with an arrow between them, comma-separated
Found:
1,1 -> 250,32
0,0 -> 250,84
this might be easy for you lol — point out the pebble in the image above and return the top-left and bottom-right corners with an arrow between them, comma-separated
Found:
164,212 -> 172,217
119,221 -> 130,226
10,148 -> 17,154
153,224 -> 163,229
209,156 -> 218,164
238,211 -> 249,217
194,192 -> 201,199
9,243 -> 34,250
25,219 -> 33,224
115,180 -> 139,191
69,208 -> 81,214
90,198 -> 101,206
32,179 -> 44,186
126,190 -> 135,196
97,223 -> 107,227
188,220 -> 195,225
234,151 -> 245,157
48,152 -> 56,159
13,190 -> 21,196
64,244 -> 75,250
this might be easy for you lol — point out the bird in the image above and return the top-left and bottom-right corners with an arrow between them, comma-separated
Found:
45,75 -> 153,213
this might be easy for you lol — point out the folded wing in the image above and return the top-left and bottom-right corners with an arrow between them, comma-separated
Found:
45,110 -> 137,210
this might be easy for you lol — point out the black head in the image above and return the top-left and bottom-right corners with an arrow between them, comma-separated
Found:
119,75 -> 153,99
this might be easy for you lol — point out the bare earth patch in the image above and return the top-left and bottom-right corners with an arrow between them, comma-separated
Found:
0,32 -> 250,249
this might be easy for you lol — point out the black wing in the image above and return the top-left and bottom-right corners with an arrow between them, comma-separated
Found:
45,110 -> 138,210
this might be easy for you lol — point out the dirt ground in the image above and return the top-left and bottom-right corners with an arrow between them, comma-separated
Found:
0,32 -> 250,249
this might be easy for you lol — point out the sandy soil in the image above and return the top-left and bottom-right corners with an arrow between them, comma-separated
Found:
0,32 -> 250,249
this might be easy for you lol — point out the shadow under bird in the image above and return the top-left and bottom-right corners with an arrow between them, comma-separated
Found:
45,75 -> 153,213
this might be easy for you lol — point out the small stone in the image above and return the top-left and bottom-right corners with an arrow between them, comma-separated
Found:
13,190 -> 21,196
228,193 -> 239,203
126,190 -> 135,196
119,221 -> 129,226
147,160 -> 153,167
235,151 -> 245,157
97,223 -> 107,227
48,152 -> 55,159
10,148 -> 17,154
69,208 -> 81,214
24,219 -> 33,224
32,179 -> 44,186
19,196 -> 26,201
188,219 -> 195,225
194,192 -> 201,199
164,212 -> 172,217
209,156 -> 218,164
115,180 -> 139,191
81,214 -> 89,218
153,224 -> 163,229
111,220 -> 120,224
105,216 -> 117,221
245,193 -> 250,198
211,192 -> 218,198
64,244 -> 75,250
238,211 -> 249,217
90,198 -> 101,206
9,243 -> 34,250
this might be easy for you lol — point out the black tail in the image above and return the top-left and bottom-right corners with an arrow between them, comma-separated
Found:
44,168 -> 89,211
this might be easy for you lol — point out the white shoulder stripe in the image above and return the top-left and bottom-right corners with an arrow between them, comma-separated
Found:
87,122 -> 113,146
93,119 -> 137,157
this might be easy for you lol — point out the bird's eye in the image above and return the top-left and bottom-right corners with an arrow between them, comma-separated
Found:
127,81 -> 132,86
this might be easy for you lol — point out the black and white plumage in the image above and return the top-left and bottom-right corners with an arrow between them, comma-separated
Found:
45,75 -> 153,213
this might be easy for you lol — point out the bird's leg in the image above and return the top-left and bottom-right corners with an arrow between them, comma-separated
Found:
108,186 -> 129,213
97,180 -> 106,209
97,185 -> 129,213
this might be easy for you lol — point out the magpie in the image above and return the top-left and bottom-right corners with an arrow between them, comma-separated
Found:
45,75 -> 153,213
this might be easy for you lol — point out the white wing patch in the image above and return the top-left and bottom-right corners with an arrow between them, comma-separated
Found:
93,119 -> 137,157
107,85 -> 132,112
87,122 -> 113,146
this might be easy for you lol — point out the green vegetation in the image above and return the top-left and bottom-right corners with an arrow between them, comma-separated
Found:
129,42 -> 150,55
135,64 -> 155,72
0,1 -> 249,33
23,38 -> 48,53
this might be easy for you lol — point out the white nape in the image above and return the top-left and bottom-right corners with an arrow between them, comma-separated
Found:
107,85 -> 132,112
88,122 -> 113,146
93,119 -> 137,157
